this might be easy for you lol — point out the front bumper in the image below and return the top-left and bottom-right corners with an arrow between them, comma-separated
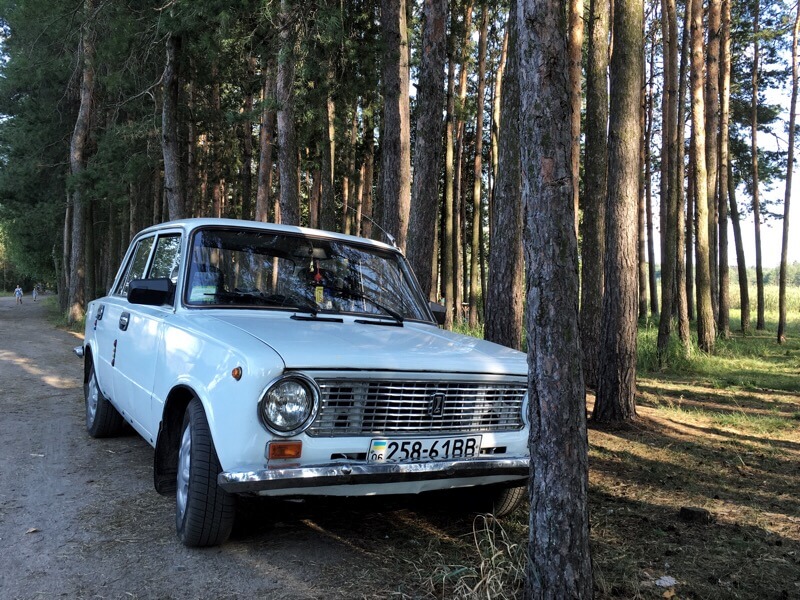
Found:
218,457 -> 529,493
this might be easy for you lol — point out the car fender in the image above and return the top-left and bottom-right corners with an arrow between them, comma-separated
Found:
151,315 -> 286,471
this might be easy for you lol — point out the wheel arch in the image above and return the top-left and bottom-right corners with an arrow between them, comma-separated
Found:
153,385 -> 197,495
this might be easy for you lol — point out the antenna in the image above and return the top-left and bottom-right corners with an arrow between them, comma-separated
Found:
343,205 -> 397,248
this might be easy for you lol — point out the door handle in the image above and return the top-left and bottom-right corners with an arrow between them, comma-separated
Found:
119,312 -> 130,331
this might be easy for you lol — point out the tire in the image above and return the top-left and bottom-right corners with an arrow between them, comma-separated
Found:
85,361 -> 124,438
473,483 -> 527,518
176,398 -> 235,547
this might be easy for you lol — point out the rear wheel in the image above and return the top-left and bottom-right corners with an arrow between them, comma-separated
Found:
85,361 -> 124,438
176,398 -> 235,547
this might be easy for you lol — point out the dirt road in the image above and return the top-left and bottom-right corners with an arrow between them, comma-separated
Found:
0,295 -> 449,599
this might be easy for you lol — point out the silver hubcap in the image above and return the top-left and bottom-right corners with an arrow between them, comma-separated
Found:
86,373 -> 99,427
177,423 -> 192,519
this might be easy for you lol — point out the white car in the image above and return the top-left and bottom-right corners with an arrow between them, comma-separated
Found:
76,218 -> 529,546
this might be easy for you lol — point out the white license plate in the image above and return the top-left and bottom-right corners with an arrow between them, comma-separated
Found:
367,435 -> 482,463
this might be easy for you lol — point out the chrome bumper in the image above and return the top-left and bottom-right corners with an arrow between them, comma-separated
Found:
73,345 -> 85,358
218,457 -> 529,493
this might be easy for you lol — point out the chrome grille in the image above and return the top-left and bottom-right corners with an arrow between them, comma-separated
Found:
307,379 -> 526,436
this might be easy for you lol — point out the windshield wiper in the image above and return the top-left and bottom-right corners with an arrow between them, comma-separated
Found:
325,285 -> 404,326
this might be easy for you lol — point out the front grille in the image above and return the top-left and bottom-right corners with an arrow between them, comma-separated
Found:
307,379 -> 526,437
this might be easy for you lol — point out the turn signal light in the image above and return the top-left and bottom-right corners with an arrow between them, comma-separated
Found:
268,441 -> 302,460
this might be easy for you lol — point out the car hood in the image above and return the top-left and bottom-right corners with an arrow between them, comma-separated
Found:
209,313 -> 527,375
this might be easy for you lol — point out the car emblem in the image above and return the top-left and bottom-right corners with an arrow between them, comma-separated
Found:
428,392 -> 445,417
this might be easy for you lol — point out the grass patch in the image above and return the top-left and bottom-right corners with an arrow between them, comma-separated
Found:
406,309 -> 800,599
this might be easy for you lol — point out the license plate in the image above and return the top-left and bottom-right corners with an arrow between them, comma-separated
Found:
367,435 -> 482,463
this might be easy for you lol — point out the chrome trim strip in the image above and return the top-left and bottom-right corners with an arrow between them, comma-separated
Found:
217,457 -> 529,493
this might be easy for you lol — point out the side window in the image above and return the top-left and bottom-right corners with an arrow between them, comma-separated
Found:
115,236 -> 155,296
148,234 -> 182,283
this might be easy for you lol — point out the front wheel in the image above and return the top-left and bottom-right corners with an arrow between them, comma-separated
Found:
85,361 -> 124,438
472,483 -> 527,518
176,399 -> 235,547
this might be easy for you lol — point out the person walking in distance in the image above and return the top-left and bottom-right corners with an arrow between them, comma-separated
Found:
14,284 -> 23,305
32,285 -> 38,302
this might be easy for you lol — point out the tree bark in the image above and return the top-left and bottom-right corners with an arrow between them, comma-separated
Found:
706,0 -> 721,321
717,0 -> 732,338
569,0 -> 584,236
657,0 -> 680,362
380,0 -> 412,250
517,0 -> 592,594
68,0 -> 96,324
320,81 -> 337,232
442,47 -> 457,329
486,0 -> 523,351
468,6 -> 489,329
751,0 -> 766,330
728,162 -> 751,333
256,59 -> 276,223
675,3 -> 691,344
594,0 -> 642,421
162,34 -> 184,221
277,0 -> 300,225
580,0 -> 610,388
691,0 -> 716,352
407,0 -> 447,300
778,1 -> 800,343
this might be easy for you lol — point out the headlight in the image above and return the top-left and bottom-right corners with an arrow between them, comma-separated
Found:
258,374 -> 319,436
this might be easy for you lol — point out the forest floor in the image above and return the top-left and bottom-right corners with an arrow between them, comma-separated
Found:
0,294 -> 797,599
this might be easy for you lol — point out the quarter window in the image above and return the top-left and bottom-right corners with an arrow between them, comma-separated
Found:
115,236 -> 155,296
148,234 -> 182,283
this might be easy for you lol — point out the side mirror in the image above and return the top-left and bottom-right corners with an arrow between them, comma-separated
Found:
429,301 -> 446,326
128,278 -> 175,306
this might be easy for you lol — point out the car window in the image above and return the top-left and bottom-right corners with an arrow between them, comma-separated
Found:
148,234 -> 182,283
184,227 -> 430,320
115,236 -> 155,296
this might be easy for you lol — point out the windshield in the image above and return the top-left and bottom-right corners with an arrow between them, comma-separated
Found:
184,227 -> 431,321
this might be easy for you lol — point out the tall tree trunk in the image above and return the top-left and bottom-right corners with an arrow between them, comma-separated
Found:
380,0 -> 412,249
517,0 -> 592,594
778,0 -> 800,343
657,0 -> 680,362
186,79 -> 198,217
728,162 -> 750,332
717,0 -> 732,338
453,2 -> 474,323
691,0 -> 716,352
362,104 -> 376,238
443,49 -> 457,329
486,3 -> 523,351
343,110 -> 357,235
677,0 -> 693,325
407,0 -> 447,300
68,0 -> 96,324
256,59 -> 276,222
241,57 -> 255,221
210,68 -> 224,219
468,6 -> 489,329
646,34 -> 660,324
638,84 -> 648,322
594,0 -> 642,422
751,0 -> 766,330
162,34 -> 184,221
580,0 -> 610,388
569,0 -> 584,236
706,0 -> 721,321
277,0 -> 299,225
320,81 -> 337,232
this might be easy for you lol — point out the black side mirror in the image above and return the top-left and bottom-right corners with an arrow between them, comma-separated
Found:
429,301 -> 446,326
128,278 -> 175,306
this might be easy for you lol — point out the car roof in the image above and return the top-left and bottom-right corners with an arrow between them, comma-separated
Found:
136,218 -> 401,254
